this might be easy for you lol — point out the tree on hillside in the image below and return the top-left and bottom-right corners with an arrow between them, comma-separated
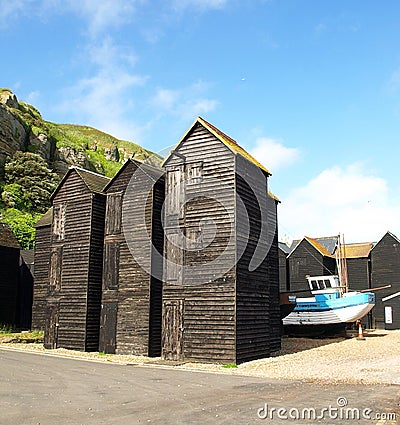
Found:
3,152 -> 59,213
1,208 -> 39,250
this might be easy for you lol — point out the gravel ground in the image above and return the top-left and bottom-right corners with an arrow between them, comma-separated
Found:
1,329 -> 399,385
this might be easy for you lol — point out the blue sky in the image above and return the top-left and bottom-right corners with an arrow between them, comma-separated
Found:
2,0 -> 400,243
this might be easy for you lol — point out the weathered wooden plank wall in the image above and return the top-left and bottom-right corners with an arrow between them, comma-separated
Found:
163,123 -> 237,363
44,168 -> 108,351
32,212 -> 52,330
371,232 -> 400,329
100,160 -> 164,356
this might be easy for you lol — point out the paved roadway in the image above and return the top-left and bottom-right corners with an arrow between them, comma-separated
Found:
0,348 -> 398,425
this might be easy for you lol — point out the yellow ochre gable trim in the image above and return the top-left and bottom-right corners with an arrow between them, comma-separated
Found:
162,117 -> 271,175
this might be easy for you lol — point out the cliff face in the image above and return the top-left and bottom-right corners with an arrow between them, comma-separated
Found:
0,88 -> 158,179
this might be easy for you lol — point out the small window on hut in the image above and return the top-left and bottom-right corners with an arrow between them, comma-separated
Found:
186,162 -> 203,184
53,204 -> 66,240
103,242 -> 120,290
49,245 -> 63,292
105,193 -> 123,235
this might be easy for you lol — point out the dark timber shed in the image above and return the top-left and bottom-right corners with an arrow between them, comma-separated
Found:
32,207 -> 53,330
44,167 -> 110,351
371,231 -> 400,329
99,159 -> 165,356
278,242 -> 290,292
0,223 -> 20,326
287,236 -> 338,293
161,117 -> 280,364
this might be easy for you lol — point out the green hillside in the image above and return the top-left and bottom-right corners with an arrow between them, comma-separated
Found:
0,88 -> 161,248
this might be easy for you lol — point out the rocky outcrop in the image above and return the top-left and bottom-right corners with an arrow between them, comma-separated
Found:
54,146 -> 98,174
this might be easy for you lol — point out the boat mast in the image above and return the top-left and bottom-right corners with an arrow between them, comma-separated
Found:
336,234 -> 349,293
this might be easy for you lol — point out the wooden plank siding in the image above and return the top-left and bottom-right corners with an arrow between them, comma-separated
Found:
32,222 -> 52,330
44,168 -> 109,351
162,119 -> 281,364
287,240 -> 336,293
100,159 -> 164,356
346,257 -> 372,328
371,232 -> 400,329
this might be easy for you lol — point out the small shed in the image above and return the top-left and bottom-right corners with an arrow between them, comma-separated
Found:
32,207 -> 53,330
162,117 -> 280,364
44,167 -> 110,351
382,292 -> 400,330
371,231 -> 400,329
99,159 -> 165,356
0,222 -> 20,326
287,236 -> 338,293
17,250 -> 34,329
278,242 -> 290,292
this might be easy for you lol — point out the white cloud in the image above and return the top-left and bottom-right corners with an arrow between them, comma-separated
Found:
250,137 -> 300,173
172,0 -> 229,11
387,67 -> 400,93
0,0 -> 27,28
151,83 -> 218,120
279,163 -> 400,243
57,39 -> 148,141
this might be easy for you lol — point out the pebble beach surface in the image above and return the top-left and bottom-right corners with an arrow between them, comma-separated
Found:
1,329 -> 399,385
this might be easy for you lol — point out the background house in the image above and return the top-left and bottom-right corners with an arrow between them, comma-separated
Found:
287,236 -> 338,293
371,231 -> 400,329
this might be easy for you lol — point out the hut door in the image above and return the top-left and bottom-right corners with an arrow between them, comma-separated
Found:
99,302 -> 117,354
165,166 -> 185,225
44,304 -> 59,349
162,300 -> 184,361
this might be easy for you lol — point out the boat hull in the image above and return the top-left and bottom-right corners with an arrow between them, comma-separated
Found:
283,302 -> 374,325
282,292 -> 375,326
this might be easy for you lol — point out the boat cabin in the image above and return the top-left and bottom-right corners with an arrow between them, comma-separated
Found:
306,275 -> 341,294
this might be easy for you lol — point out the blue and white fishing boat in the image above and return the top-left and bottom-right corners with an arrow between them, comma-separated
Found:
283,234 -> 376,326
282,274 -> 375,326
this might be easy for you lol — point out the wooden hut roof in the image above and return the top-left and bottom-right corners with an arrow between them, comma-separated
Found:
51,166 -> 110,200
162,116 -> 271,175
0,222 -> 20,249
35,207 -> 53,228
268,191 -> 280,203
288,235 -> 337,258
342,242 -> 373,259
372,231 -> 400,250
104,158 -> 163,191
278,242 -> 290,254
21,249 -> 35,265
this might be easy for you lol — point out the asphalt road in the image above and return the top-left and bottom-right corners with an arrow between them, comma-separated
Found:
0,348 -> 398,425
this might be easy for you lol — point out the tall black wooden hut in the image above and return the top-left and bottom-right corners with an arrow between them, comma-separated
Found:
287,236 -> 337,293
44,167 -> 109,351
32,207 -> 53,330
382,292 -> 400,330
161,117 -> 280,364
278,242 -> 290,292
371,231 -> 400,329
0,223 -> 20,327
99,159 -> 164,356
